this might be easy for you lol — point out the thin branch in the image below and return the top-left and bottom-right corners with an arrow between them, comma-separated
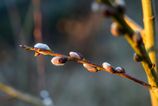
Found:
32,0 -> 46,90
19,44 -> 156,89
32,0 -> 42,42
124,16 -> 142,31
0,83 -> 44,106
124,16 -> 145,41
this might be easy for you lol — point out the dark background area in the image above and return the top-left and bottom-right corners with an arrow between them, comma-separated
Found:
0,0 -> 158,106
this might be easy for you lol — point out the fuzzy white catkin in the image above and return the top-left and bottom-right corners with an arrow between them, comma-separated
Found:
115,67 -> 125,73
34,43 -> 50,50
69,51 -> 82,59
102,62 -> 112,69
83,64 -> 97,72
110,22 -> 122,36
51,57 -> 65,66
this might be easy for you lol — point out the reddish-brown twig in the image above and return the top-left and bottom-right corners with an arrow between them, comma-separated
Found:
32,0 -> 46,91
19,44 -> 157,89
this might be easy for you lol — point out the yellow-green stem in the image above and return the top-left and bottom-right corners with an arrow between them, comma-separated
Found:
141,0 -> 158,106
141,0 -> 157,72
0,83 -> 44,106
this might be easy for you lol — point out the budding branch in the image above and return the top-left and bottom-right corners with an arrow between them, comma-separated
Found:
19,44 -> 157,89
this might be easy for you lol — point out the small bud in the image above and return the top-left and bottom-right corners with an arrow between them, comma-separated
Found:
133,53 -> 143,62
102,62 -> 115,72
51,56 -> 68,66
111,22 -> 124,37
132,31 -> 143,45
102,62 -> 111,68
152,64 -> 156,69
83,64 -> 98,72
103,6 -> 116,17
115,67 -> 125,73
69,51 -> 83,59
34,43 -> 51,50
115,0 -> 126,15
19,45 -> 23,48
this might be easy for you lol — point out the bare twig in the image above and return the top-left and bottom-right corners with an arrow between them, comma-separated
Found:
19,44 -> 156,89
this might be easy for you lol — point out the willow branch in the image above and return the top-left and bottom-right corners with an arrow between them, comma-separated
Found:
124,16 -> 145,40
124,16 -> 142,31
100,0 -> 158,87
0,82 -> 44,106
32,0 -> 46,90
113,15 -> 158,86
19,44 -> 156,89
141,0 -> 157,72
141,1 -> 158,105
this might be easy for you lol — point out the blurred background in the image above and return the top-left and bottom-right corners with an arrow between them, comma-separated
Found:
0,0 -> 158,106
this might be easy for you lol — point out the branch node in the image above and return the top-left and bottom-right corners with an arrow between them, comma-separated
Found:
133,53 -> 143,62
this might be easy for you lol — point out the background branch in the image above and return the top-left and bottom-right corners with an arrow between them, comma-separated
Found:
32,0 -> 46,91
0,82 -> 44,106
